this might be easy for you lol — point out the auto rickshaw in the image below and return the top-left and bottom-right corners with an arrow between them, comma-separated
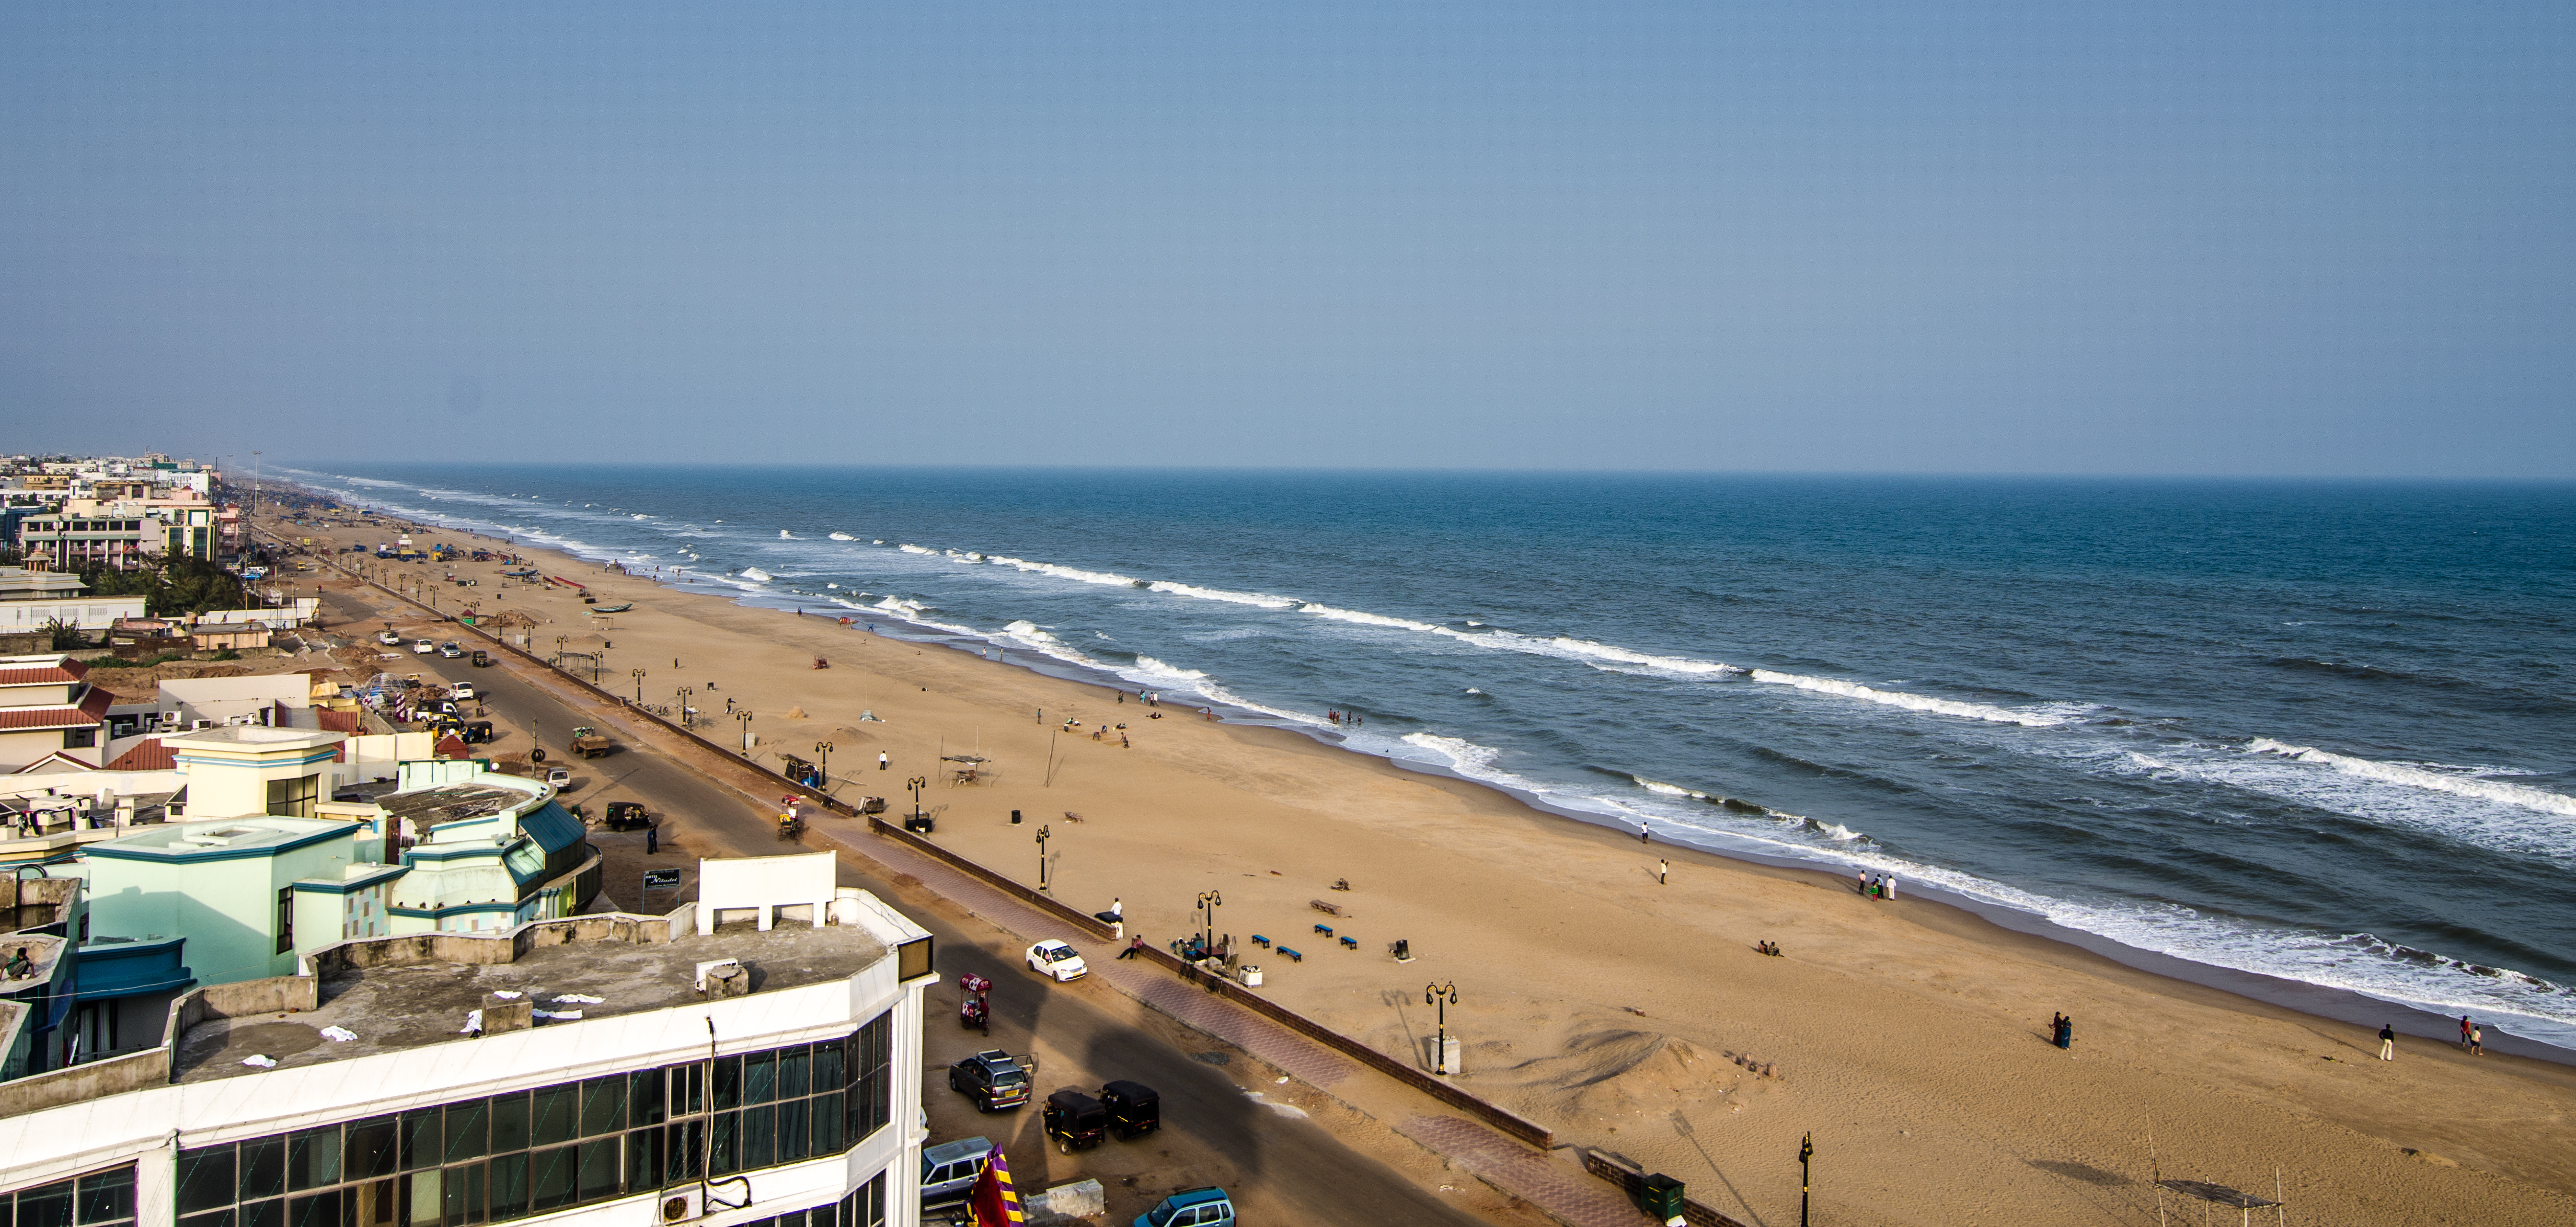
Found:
776,802 -> 807,841
1101,1080 -> 1160,1140
1042,1090 -> 1107,1155
603,802 -> 652,831
958,973 -> 992,1034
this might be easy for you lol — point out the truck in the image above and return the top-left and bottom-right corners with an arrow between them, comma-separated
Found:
946,1049 -> 1036,1113
568,726 -> 615,759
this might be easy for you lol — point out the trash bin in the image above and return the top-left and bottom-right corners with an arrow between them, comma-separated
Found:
1639,1174 -> 1685,1223
1239,965 -> 1262,987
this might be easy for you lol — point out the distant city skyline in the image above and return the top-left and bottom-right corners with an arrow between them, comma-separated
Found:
4,4 -> 2571,478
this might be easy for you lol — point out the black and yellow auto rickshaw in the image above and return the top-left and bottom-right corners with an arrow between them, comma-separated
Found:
1042,1090 -> 1106,1154
1101,1080 -> 1159,1140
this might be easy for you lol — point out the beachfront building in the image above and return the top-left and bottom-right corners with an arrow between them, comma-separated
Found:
0,655 -> 112,773
0,853 -> 934,1227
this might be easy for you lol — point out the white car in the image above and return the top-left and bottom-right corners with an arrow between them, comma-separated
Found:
413,639 -> 437,654
1025,941 -> 1088,983
452,684 -> 477,701
377,631 -> 402,645
438,641 -> 464,658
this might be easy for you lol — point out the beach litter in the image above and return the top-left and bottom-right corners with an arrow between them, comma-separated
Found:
319,1026 -> 358,1043
490,990 -> 523,1000
240,1055 -> 278,1068
554,994 -> 605,1005
535,1009 -> 583,1021
459,1009 -> 484,1035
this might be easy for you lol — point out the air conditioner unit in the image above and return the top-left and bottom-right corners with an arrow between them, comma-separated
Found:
159,711 -> 181,729
654,1189 -> 702,1224
193,720 -> 215,730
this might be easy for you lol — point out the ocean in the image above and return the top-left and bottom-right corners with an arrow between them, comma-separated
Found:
285,465 -> 2576,1049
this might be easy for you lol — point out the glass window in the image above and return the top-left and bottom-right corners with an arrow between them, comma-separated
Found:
74,1167 -> 132,1223
439,1165 -> 482,1227
17,1182 -> 72,1227
484,1154 -> 525,1224
664,1121 -> 702,1187
671,1063 -> 703,1116
178,1148 -> 238,1214
524,1147 -> 574,1214
810,1092 -> 842,1155
579,1078 -> 625,1138
575,1142 -> 617,1205
744,1052 -> 776,1105
178,1214 -> 231,1227
627,1070 -> 666,1128
239,1140 -> 285,1203
778,1047 -> 809,1099
487,1094 -> 530,1155
529,1086 -> 577,1148
346,1117 -> 399,1181
708,1113 -> 739,1177
712,1056 -> 741,1110
811,1044 -> 842,1091
741,1106 -> 774,1172
287,1128 -> 340,1193
442,1102 -> 487,1164
404,1172 -> 440,1227
623,1129 -> 662,1194
776,1212 -> 806,1227
239,1201 -> 280,1227
776,1099 -> 809,1163
400,1112 -> 439,1173
284,1190 -> 338,1227
348,1180 -> 396,1227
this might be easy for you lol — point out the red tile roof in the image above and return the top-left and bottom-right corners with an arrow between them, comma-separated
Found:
0,703 -> 105,732
0,659 -> 87,686
78,686 -> 113,719
434,735 -> 469,760
107,738 -> 175,771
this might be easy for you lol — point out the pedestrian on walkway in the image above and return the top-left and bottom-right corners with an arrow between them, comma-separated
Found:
1658,858 -> 1669,885
646,824 -> 659,854
2379,1024 -> 2396,1061
1117,935 -> 1146,959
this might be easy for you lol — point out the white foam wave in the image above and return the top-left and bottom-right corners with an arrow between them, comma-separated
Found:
1298,603 -> 1446,633
983,555 -> 1143,588
828,533 -> 856,541
1633,776 -> 1709,800
1747,670 -> 2073,726
1146,581 -> 1298,609
1000,620 -> 1100,667
738,568 -> 773,583
898,544 -> 935,555
2249,739 -> 2576,817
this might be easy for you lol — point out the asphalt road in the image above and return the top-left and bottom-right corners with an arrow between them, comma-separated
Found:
394,637 -> 1487,1227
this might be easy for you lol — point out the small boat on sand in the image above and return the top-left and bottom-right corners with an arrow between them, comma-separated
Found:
586,603 -> 634,614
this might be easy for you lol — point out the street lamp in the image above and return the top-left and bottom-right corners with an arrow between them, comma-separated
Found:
631,668 -> 647,704
1426,981 -> 1458,1074
813,741 -> 834,786
734,710 -> 753,756
1197,890 -> 1223,955
1036,824 -> 1052,894
676,686 -> 694,729
1798,1133 -> 1813,1227
905,775 -> 927,826
554,633 -> 568,665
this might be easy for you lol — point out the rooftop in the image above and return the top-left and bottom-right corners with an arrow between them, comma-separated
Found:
172,919 -> 889,1083
377,778 -> 545,834
160,725 -> 342,751
90,816 -> 352,859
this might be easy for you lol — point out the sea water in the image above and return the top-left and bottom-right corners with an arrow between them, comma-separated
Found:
291,466 -> 2576,1048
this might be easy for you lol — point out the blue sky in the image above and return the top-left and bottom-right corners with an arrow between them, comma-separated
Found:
3,4 -> 2570,476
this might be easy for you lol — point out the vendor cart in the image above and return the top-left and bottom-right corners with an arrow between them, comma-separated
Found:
958,972 -> 992,1034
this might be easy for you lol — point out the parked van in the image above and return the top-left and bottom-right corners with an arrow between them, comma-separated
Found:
918,1137 -> 994,1211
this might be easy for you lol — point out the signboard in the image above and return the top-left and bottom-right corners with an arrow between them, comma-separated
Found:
641,867 -> 683,891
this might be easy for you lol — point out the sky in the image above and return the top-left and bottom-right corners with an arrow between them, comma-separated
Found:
2,4 -> 2571,477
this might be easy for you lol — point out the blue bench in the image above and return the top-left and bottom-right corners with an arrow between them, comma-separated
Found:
1313,923 -> 1333,936
1251,935 -> 1271,948
1278,947 -> 1303,962
1339,935 -> 1359,950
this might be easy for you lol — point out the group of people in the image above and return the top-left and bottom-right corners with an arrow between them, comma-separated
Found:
2051,1012 -> 2075,1049
1326,709 -> 1364,726
1754,941 -> 1782,957
1857,871 -> 1898,900
2457,1015 -> 2486,1057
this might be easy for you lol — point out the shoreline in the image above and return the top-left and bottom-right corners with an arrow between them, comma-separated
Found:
299,478 -> 2576,1064
271,485 -> 2576,1221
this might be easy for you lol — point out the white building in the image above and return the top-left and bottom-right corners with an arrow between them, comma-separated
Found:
0,852 -> 935,1227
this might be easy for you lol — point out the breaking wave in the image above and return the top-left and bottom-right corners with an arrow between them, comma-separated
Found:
2249,739 -> 2576,817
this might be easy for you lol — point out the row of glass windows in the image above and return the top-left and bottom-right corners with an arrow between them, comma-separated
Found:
171,1016 -> 891,1227
26,521 -> 144,534
740,1178 -> 884,1227
0,1166 -> 134,1227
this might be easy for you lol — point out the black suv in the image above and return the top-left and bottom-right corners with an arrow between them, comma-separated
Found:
947,1050 -> 1032,1112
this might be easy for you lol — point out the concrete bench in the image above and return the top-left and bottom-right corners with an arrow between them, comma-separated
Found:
1339,935 -> 1358,950
1313,923 -> 1333,936
1251,935 -> 1270,948
1278,947 -> 1303,962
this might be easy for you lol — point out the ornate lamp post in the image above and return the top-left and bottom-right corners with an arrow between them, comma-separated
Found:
676,685 -> 694,729
1425,981 -> 1459,1074
734,710 -> 753,756
1036,824 -> 1052,894
1798,1133 -> 1813,1227
630,667 -> 647,703
1197,890 -> 1223,955
905,775 -> 928,826
813,741 -> 834,786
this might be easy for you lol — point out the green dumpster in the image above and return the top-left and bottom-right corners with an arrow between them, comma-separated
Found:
1639,1173 -> 1685,1222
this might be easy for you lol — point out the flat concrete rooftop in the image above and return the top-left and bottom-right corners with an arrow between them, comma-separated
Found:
172,919 -> 886,1083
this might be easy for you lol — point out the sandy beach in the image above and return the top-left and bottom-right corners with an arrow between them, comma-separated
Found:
278,505 -> 2576,1226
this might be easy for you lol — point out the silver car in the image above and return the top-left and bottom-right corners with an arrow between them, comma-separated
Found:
919,1137 -> 994,1210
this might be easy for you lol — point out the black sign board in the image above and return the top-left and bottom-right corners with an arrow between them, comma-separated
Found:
641,867 -> 683,891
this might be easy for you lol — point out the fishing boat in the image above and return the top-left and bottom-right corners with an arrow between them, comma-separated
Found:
586,603 -> 634,614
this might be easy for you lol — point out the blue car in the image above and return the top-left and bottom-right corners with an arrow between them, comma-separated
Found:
1135,1187 -> 1234,1226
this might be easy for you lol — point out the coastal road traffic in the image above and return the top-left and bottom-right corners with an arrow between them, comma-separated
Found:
392,641 -> 1494,1227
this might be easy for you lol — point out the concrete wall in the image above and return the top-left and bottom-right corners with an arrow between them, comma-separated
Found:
0,597 -> 148,633
87,830 -> 363,987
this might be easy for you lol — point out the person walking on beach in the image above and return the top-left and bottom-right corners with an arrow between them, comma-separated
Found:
1857,870 -> 1869,896
1658,858 -> 1669,885
878,752 -> 888,771
2470,1024 -> 2484,1056
2379,1024 -> 2396,1061
1882,875 -> 1896,901
2052,1013 -> 2073,1049
1640,825 -> 1652,844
